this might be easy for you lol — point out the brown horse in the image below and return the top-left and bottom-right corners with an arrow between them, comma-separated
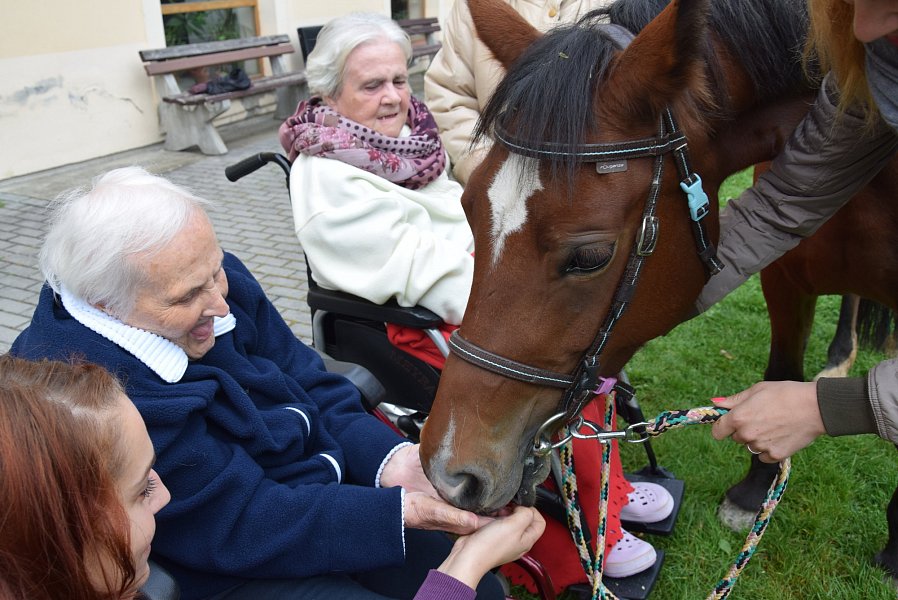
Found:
752,165 -> 898,570
722,162 -> 898,529
760,171 -> 898,386
418,0 -> 898,576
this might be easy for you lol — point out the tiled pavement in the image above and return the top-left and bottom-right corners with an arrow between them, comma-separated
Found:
0,115 -> 314,352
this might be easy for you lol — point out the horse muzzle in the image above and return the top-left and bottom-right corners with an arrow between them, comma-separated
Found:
425,444 -> 550,514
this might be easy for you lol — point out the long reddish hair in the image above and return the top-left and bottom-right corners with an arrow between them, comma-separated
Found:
806,0 -> 876,122
0,355 -> 137,599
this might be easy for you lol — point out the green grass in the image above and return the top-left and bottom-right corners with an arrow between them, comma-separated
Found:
618,283 -> 896,600
512,169 -> 898,599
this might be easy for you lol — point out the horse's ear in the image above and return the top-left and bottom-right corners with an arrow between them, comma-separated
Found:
468,0 -> 541,69
605,0 -> 710,121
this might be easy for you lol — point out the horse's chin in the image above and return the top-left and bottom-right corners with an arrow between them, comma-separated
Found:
511,452 -> 551,508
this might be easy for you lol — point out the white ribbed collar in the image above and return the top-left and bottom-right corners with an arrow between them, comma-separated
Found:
59,286 -> 236,383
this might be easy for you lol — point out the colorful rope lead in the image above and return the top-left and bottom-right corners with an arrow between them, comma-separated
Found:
559,398 -> 791,600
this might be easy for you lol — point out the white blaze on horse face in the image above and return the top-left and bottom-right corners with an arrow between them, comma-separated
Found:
488,154 -> 542,264
433,416 -> 467,493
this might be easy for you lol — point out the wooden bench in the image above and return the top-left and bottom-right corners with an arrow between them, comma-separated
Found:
139,35 -> 307,155
297,16 -> 441,65
398,17 -> 442,64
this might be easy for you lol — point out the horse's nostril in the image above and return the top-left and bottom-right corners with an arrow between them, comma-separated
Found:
439,469 -> 489,512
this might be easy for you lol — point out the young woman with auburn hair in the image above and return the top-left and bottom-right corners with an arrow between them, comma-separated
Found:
806,0 -> 876,120
0,354 -> 170,600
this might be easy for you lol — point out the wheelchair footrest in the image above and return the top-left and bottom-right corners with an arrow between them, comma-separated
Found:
565,549 -> 665,600
620,470 -> 685,536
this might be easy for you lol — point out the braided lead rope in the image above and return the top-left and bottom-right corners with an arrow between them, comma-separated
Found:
645,408 -> 792,600
559,400 -> 792,600
560,399 -> 619,598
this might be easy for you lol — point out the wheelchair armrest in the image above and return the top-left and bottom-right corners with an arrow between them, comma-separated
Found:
141,560 -> 180,600
306,284 -> 443,329
314,348 -> 387,411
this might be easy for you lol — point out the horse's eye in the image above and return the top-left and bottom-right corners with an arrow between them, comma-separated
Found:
563,243 -> 615,275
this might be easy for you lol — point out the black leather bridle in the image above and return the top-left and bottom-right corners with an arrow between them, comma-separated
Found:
447,24 -> 724,453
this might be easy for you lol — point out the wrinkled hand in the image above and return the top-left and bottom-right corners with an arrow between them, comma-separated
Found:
382,445 -> 484,535
380,444 -> 439,497
711,380 -> 826,462
404,491 -> 483,535
437,506 -> 546,589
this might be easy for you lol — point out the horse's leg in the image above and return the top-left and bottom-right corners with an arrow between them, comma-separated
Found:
814,294 -> 861,380
760,263 -> 816,383
719,263 -> 816,529
875,458 -> 898,581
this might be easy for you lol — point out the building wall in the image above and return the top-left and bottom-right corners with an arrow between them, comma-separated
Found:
0,0 -> 446,181
0,0 -> 164,180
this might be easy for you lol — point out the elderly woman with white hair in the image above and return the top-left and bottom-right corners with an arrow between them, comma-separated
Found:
279,12 -> 474,327
11,166 -> 507,600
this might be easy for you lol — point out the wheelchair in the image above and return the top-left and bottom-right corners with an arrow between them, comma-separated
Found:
225,152 -> 685,600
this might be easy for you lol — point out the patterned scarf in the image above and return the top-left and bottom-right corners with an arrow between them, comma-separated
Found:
278,96 -> 447,190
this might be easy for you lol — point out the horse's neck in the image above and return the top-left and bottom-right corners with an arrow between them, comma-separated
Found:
709,93 -> 817,179
695,36 -> 817,182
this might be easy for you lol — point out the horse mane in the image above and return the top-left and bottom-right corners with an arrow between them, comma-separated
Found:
605,0 -> 813,101
475,0 -> 815,176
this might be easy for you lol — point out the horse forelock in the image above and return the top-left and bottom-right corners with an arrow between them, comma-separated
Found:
475,16 -> 618,178
474,0 -> 813,164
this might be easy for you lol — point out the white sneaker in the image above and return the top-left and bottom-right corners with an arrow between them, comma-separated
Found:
604,529 -> 657,578
620,481 -> 674,524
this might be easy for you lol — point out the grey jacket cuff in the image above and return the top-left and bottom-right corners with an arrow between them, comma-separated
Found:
817,376 -> 875,436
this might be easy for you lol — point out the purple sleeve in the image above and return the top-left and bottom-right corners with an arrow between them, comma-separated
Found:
412,570 -> 476,600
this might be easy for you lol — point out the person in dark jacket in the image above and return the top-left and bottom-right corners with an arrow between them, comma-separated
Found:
11,166 -> 505,600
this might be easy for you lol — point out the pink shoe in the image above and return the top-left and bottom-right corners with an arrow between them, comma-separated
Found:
620,481 -> 674,524
604,529 -> 657,578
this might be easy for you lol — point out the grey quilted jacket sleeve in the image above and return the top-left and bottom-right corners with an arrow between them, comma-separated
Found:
695,74 -> 898,313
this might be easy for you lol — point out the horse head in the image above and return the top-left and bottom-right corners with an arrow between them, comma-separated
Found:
420,0 -> 813,513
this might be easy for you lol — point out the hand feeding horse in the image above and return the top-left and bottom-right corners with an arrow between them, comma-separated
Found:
418,0 -> 898,580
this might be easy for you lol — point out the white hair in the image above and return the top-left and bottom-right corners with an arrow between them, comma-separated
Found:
306,12 -> 412,99
39,166 -> 213,319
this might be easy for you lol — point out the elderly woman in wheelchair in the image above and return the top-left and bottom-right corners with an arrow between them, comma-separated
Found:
10,166 -> 517,599
278,12 -> 675,589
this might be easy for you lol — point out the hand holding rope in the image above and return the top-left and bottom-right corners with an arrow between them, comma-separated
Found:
555,399 -> 791,600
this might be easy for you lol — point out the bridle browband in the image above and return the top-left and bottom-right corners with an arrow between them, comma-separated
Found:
448,24 -> 724,451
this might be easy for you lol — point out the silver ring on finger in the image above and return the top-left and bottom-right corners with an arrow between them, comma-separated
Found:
746,443 -> 761,455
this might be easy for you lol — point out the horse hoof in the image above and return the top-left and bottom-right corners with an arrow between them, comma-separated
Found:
717,497 -> 755,532
874,547 -> 898,580
813,363 -> 851,380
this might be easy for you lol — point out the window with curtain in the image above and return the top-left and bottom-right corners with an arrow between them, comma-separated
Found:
391,0 -> 425,21
161,0 -> 261,84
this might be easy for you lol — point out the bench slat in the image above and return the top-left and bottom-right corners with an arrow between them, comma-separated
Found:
396,17 -> 439,27
411,44 -> 441,60
139,34 -> 290,62
161,71 -> 308,105
403,25 -> 441,35
143,43 -> 294,76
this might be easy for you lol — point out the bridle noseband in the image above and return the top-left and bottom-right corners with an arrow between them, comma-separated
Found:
448,24 -> 724,454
